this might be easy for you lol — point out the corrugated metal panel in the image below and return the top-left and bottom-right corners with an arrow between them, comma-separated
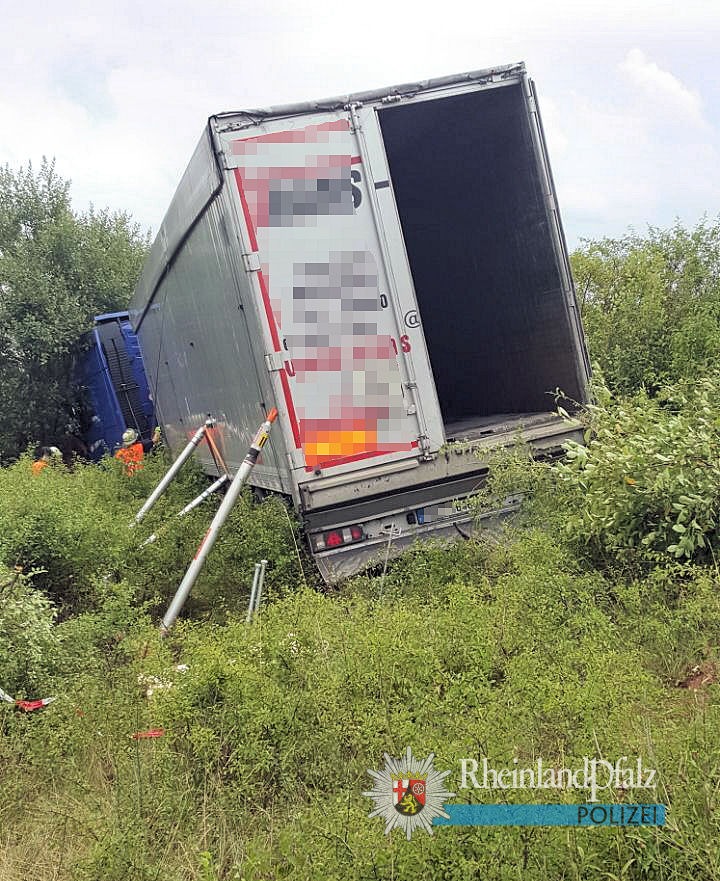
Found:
133,190 -> 291,494
131,128 -> 222,331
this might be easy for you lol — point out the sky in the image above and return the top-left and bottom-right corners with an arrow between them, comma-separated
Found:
1,0 -> 719,249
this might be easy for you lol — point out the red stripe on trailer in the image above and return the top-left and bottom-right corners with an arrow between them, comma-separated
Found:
234,169 -> 302,450
233,168 -> 258,252
231,119 -> 349,149
280,371 -> 302,450
256,270 -> 281,350
234,169 -> 280,348
303,449 -> 396,472
304,450 -> 377,471
350,155 -> 362,164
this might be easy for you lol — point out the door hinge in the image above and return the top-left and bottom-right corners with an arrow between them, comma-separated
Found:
243,251 -> 261,272
265,351 -> 284,372
288,449 -> 306,469
417,434 -> 433,456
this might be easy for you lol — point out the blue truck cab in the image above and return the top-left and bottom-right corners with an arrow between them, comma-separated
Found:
75,311 -> 156,460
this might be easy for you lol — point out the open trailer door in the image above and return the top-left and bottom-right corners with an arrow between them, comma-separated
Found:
368,76 -> 589,440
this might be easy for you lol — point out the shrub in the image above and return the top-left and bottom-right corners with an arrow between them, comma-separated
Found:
556,372 -> 720,562
0,452 -> 307,619
0,563 -> 58,694
573,219 -> 720,395
2,491 -> 720,879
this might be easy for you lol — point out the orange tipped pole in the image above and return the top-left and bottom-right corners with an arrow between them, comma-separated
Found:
160,409 -> 280,633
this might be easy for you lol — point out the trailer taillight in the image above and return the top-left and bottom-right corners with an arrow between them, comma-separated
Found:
311,525 -> 366,552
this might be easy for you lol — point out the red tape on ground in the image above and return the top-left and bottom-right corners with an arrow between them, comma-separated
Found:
131,728 -> 165,739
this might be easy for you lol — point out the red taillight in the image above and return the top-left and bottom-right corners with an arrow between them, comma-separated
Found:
310,524 -> 366,552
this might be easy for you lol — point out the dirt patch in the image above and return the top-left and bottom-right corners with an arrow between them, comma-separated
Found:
677,661 -> 718,690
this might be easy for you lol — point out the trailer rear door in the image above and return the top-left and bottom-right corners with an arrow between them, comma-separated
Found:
217,114 -> 438,476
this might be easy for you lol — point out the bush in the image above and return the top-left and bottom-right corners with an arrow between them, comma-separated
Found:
5,290 -> 720,877
573,219 -> 720,395
0,455 -> 133,607
0,452 -> 308,624
556,372 -> 720,562
0,563 -> 58,694
1,478 -> 720,879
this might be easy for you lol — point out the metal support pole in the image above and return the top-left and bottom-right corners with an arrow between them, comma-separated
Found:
245,563 -> 261,623
253,559 -> 268,618
141,474 -> 229,547
132,419 -> 215,525
175,473 -> 230,517
160,409 -> 278,634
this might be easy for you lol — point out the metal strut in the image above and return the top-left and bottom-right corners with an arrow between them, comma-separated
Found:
159,409 -> 278,634
132,419 -> 217,525
141,473 -> 230,547
246,559 -> 268,623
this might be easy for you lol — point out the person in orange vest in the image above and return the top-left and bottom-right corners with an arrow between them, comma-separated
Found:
31,446 -> 61,475
115,428 -> 144,475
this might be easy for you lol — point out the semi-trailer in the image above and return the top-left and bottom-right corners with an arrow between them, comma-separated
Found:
129,62 -> 590,580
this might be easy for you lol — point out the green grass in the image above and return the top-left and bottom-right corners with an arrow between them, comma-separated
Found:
1,435 -> 720,879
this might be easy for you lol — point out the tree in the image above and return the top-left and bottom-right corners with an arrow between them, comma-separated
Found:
0,160 -> 150,461
571,219 -> 720,395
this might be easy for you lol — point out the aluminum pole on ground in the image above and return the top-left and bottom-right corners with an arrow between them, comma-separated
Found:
252,559 -> 268,619
245,562 -> 262,623
160,409 -> 278,634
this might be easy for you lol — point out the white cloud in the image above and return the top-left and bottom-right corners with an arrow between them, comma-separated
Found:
618,48 -> 705,126
0,1 -> 718,247
546,49 -> 720,244
536,96 -> 569,156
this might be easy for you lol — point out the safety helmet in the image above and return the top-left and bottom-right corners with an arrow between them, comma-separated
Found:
122,428 -> 139,447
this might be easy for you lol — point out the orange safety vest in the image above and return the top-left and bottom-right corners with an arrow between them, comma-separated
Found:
31,460 -> 49,476
115,442 -> 144,475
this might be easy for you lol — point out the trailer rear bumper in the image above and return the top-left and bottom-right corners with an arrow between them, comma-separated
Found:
312,502 -> 519,582
306,418 -> 583,582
